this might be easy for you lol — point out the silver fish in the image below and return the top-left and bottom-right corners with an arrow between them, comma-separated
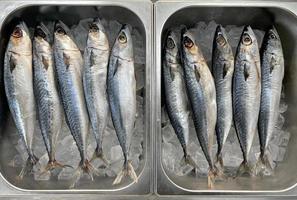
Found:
53,21 -> 96,187
83,18 -> 109,165
163,29 -> 198,169
212,25 -> 234,170
181,28 -> 217,188
255,27 -> 284,175
107,25 -> 137,185
233,26 -> 261,176
33,23 -> 69,172
4,22 -> 38,179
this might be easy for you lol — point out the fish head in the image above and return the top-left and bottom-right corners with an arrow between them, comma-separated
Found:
164,29 -> 180,64
262,26 -> 282,56
87,18 -> 109,50
8,21 -> 31,53
238,25 -> 259,53
54,20 -> 78,50
111,24 -> 133,61
181,29 -> 200,65
213,25 -> 233,57
34,22 -> 52,52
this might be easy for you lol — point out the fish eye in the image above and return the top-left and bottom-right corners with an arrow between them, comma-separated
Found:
56,26 -> 66,35
118,32 -> 127,44
216,33 -> 226,46
183,36 -> 194,48
35,28 -> 46,39
269,32 -> 277,40
12,27 -> 23,38
242,33 -> 252,45
166,38 -> 175,49
89,23 -> 99,33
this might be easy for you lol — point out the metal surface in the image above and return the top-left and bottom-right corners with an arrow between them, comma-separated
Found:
0,0 -> 153,197
154,0 -> 297,197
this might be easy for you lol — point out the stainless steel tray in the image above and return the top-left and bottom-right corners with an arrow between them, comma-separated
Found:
154,0 -> 297,197
0,0 -> 153,197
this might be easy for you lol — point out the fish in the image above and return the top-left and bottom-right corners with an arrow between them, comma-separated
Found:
233,26 -> 261,176
53,20 -> 97,188
212,25 -> 234,170
181,28 -> 217,188
255,27 -> 284,176
163,29 -> 198,170
107,24 -> 137,185
83,18 -> 110,165
33,22 -> 70,173
4,22 -> 38,179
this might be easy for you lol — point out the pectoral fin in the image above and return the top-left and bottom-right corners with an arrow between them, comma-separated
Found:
194,66 -> 200,82
270,56 -> 277,74
223,63 -> 230,79
63,53 -> 71,70
42,56 -> 49,70
90,50 -> 95,66
244,63 -> 250,81
9,54 -> 16,73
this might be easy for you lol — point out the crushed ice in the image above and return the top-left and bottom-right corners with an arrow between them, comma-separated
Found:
161,21 -> 290,176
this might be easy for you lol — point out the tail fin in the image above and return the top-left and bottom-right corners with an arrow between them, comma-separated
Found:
208,166 -> 219,189
17,154 -> 39,180
69,159 -> 100,189
180,154 -> 200,174
214,153 -> 226,180
236,160 -> 253,177
39,159 -> 73,176
112,160 -> 138,185
90,147 -> 109,167
254,153 -> 273,176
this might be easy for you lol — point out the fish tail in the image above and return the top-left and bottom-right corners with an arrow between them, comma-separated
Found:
17,154 -> 39,180
207,166 -> 218,189
254,152 -> 273,176
214,153 -> 226,180
40,159 -> 73,175
112,160 -> 138,185
90,146 -> 109,167
236,160 -> 253,177
69,159 -> 101,189
180,154 -> 199,172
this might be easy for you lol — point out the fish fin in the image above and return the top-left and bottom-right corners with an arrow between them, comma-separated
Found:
169,66 -> 175,80
244,63 -> 250,81
112,160 -> 138,185
63,52 -> 71,70
194,65 -> 200,82
214,153 -> 227,180
69,159 -> 101,189
236,160 -> 254,177
39,160 -> 73,176
112,59 -> 119,77
41,55 -> 50,70
223,63 -> 230,79
9,54 -> 16,73
270,56 -> 276,73
16,154 -> 39,180
207,167 -> 218,189
90,147 -> 109,168
90,50 -> 95,66
181,154 -> 200,172
254,152 -> 274,176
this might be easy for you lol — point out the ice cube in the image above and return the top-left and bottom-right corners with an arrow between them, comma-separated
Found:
110,145 -> 123,161
71,18 -> 92,51
278,131 -> 290,147
161,123 -> 176,143
268,143 -> 279,161
279,101 -> 288,114
276,147 -> 286,162
275,114 -> 285,130
8,154 -> 23,168
58,167 -> 76,180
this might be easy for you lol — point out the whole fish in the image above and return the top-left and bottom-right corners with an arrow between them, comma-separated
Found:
163,29 -> 198,169
256,27 -> 284,175
53,21 -> 96,187
212,25 -> 234,170
233,26 -> 261,176
33,22 -> 68,172
83,18 -> 109,165
4,22 -> 38,179
181,28 -> 217,188
107,25 -> 137,185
